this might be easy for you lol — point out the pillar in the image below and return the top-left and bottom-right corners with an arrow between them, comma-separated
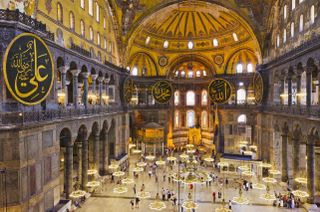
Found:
82,72 -> 90,109
306,135 -> 315,203
82,138 -> 89,190
98,77 -> 104,106
280,79 -> 285,105
93,133 -> 100,170
76,142 -> 82,188
296,75 -> 301,106
306,71 -> 312,108
292,135 -> 300,188
59,66 -> 68,106
104,78 -> 110,104
91,74 -> 98,95
65,145 -> 73,198
71,69 -> 81,108
101,129 -> 109,174
288,77 -> 292,106
281,124 -> 289,182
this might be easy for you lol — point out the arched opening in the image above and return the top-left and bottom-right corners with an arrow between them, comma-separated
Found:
67,62 -> 77,105
108,120 -> 116,161
186,91 -> 195,106
59,128 -> 72,198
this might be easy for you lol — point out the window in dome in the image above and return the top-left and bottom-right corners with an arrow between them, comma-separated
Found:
283,29 -> 287,43
104,17 -> 106,29
203,70 -> 207,76
89,27 -> 94,41
57,3 -> 63,23
237,89 -> 246,104
292,0 -> 295,10
186,91 -> 195,106
97,33 -> 100,45
233,33 -> 239,42
96,2 -> 100,22
131,67 -> 138,76
213,38 -> 218,47
188,71 -> 194,78
247,64 -> 253,73
187,110 -> 195,128
88,0 -> 93,16
237,114 -> 247,123
291,22 -> 295,37
196,70 -> 201,77
201,90 -> 208,106
80,20 -> 85,36
188,41 -> 194,49
104,38 -> 107,49
311,5 -> 315,25
145,36 -> 150,45
175,71 -> 179,77
236,64 -> 243,73
283,5 -> 287,19
181,70 -> 186,77
69,12 -> 75,30
163,40 -> 169,48
80,0 -> 85,9
174,91 -> 180,106
299,14 -> 304,32
276,34 -> 280,47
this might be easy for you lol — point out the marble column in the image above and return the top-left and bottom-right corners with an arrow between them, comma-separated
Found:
307,135 -> 315,203
65,145 -> 73,198
292,135 -> 300,188
296,75 -> 301,106
76,142 -> 82,189
104,78 -> 110,104
93,133 -> 100,170
288,77 -> 292,106
91,74 -> 98,95
82,138 -> 89,190
59,66 -> 68,106
98,77 -> 104,106
71,69 -> 81,109
281,125 -> 289,182
82,72 -> 90,109
101,129 -> 109,174
306,71 -> 312,108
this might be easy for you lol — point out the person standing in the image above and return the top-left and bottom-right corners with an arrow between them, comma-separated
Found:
130,200 -> 134,209
228,200 -> 232,210
133,184 -> 136,195
162,188 -> 166,201
212,191 -> 216,203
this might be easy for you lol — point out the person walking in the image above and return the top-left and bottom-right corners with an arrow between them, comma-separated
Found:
228,200 -> 232,210
133,184 -> 136,195
135,197 -> 140,208
212,191 -> 216,203
130,200 -> 134,209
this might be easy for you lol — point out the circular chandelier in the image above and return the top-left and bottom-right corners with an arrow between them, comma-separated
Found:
132,167 -> 144,172
252,183 -> 266,190
108,163 -> 119,170
182,200 -> 198,210
149,201 -> 166,211
167,156 -> 177,161
146,155 -> 156,161
260,163 -> 272,168
262,177 -> 277,184
113,186 -> 128,194
87,169 -> 98,175
292,190 -> 309,198
136,191 -> 151,199
260,192 -> 276,201
132,149 -> 142,154
295,177 -> 307,184
137,161 -> 147,167
112,171 -> 125,177
269,169 -> 281,175
156,159 -> 166,166
121,178 -> 134,184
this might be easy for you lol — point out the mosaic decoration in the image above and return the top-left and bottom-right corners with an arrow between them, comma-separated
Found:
252,72 -> 263,104
152,81 -> 172,104
158,56 -> 168,67
208,78 -> 232,104
123,77 -> 136,103
3,33 -> 54,105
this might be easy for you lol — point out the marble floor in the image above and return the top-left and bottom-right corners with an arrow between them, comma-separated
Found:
77,154 -> 307,212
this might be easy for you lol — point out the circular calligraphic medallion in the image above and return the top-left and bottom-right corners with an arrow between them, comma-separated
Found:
214,55 -> 224,66
123,77 -> 136,103
3,33 -> 54,105
208,78 -> 232,104
152,81 -> 172,104
158,56 -> 168,67
252,72 -> 264,104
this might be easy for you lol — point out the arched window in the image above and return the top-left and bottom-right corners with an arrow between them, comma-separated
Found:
174,111 -> 180,128
247,63 -> 253,73
203,70 -> 207,76
299,15 -> 304,32
163,40 -> 169,48
201,111 -> 208,128
213,38 -> 218,47
186,110 -> 195,128
188,71 -> 194,78
88,0 -> 93,16
236,64 -> 243,73
233,33 -> 238,42
186,91 -> 195,106
283,29 -> 287,43
276,34 -> 280,47
301,72 -> 306,105
104,38 -> 107,49
57,3 -> 63,23
201,90 -> 208,106
237,89 -> 246,104
310,5 -> 315,24
175,71 -> 179,77
237,114 -> 247,124
174,91 -> 180,106
181,70 -> 186,77
196,70 -> 201,77
188,41 -> 194,49
104,17 -> 106,29
291,22 -> 295,37
80,20 -> 85,36
69,12 -> 75,30
131,67 -> 138,76
96,2 -> 100,22
80,0 -> 85,9
97,33 -> 101,45
292,0 -> 295,10
89,27 -> 94,41
283,5 -> 287,19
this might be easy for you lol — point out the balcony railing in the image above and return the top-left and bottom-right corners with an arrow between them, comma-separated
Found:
70,43 -> 92,58
263,105 -> 320,117
0,106 -> 122,126
0,9 -> 54,41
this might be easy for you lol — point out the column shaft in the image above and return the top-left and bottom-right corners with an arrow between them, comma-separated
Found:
73,75 -> 79,108
82,139 -> 89,190
288,77 -> 292,106
93,135 -> 100,170
281,133 -> 288,182
307,143 -> 315,203
65,146 -> 73,198
77,143 -> 82,188
292,138 -> 300,188
296,76 -> 301,106
306,72 -> 312,107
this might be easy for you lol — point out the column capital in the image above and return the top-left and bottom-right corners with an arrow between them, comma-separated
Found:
98,77 -> 105,83
81,72 -> 90,79
70,69 -> 81,77
58,66 -> 69,74
91,74 -> 98,81
104,78 -> 110,84
281,123 -> 289,135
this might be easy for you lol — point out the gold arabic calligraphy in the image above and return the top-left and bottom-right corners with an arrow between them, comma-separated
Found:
152,81 -> 172,103
208,79 -> 232,104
